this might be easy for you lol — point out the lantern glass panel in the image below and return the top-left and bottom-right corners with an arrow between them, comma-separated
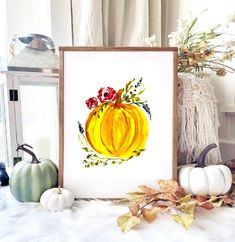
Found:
20,82 -> 58,162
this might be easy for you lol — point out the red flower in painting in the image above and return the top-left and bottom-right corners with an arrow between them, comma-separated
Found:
85,97 -> 98,109
97,87 -> 117,103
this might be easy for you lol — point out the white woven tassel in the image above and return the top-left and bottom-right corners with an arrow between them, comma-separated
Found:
178,73 -> 221,165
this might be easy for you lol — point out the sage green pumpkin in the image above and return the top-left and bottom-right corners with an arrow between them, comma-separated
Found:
10,144 -> 58,202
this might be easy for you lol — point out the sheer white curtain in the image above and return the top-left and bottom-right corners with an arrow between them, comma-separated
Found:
71,0 -> 162,46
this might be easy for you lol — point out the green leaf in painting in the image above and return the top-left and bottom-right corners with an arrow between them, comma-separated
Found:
82,147 -> 90,152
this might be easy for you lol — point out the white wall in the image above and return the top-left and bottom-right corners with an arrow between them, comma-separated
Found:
50,0 -> 72,49
5,0 -> 72,56
6,0 -> 51,41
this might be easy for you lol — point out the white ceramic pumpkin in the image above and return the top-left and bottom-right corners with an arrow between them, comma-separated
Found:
40,187 -> 75,212
179,143 -> 232,196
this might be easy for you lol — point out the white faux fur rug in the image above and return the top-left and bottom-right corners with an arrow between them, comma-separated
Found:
0,187 -> 235,242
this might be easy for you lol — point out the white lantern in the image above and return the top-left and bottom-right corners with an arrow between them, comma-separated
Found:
1,34 -> 59,166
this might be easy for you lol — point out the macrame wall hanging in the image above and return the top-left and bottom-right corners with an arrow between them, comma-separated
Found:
178,73 -> 222,165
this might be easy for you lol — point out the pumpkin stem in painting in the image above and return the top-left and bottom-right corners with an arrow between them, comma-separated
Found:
196,143 -> 217,168
115,88 -> 124,105
16,144 -> 40,164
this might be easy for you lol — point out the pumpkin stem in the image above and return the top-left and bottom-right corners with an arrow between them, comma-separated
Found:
196,143 -> 217,168
16,144 -> 40,164
115,88 -> 124,106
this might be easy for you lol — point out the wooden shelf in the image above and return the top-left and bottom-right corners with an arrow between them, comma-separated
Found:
219,105 -> 235,114
219,139 -> 235,145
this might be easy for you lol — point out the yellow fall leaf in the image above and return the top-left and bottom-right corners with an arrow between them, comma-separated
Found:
178,194 -> 192,204
211,199 -> 223,208
171,213 -> 194,229
118,212 -> 132,225
127,192 -> 145,205
157,179 -> 179,190
117,212 -> 141,232
138,185 -> 158,195
210,195 -> 227,202
208,196 -> 225,208
143,207 -> 161,223
179,201 -> 196,215
210,195 -> 219,201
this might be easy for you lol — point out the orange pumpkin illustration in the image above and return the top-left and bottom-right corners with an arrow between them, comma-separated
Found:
85,89 -> 149,158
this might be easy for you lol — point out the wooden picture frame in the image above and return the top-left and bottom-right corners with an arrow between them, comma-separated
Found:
59,47 -> 178,198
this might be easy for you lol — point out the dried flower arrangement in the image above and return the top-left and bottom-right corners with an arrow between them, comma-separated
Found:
146,11 -> 235,77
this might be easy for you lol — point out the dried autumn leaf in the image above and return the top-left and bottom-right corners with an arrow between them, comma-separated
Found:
196,195 -> 209,203
211,199 -> 223,208
210,195 -> 228,202
127,192 -> 145,205
155,200 -> 174,209
116,179 -> 235,233
117,212 -> 141,232
156,192 -> 177,202
178,194 -> 192,204
174,186 -> 187,197
222,197 -> 234,207
197,195 -> 232,208
179,201 -> 196,215
143,207 -> 161,223
153,203 -> 171,212
171,213 -> 194,229
129,204 -> 140,216
210,195 -> 227,202
231,187 -> 235,196
117,212 -> 132,228
157,179 -> 179,190
139,185 -> 158,195
210,195 -> 219,201
199,201 -> 214,210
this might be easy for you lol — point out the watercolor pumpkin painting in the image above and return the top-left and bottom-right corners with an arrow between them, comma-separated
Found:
77,78 -> 151,168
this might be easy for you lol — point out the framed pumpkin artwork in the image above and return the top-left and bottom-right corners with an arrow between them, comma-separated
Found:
59,47 -> 178,198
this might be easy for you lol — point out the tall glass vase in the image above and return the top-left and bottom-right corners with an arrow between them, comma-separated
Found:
177,73 -> 221,165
